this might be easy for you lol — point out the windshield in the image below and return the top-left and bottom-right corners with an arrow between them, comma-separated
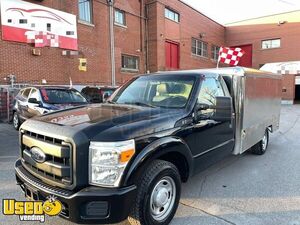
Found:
111,75 -> 195,108
41,88 -> 87,104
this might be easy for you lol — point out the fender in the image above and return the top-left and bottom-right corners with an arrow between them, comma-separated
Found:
122,136 -> 194,185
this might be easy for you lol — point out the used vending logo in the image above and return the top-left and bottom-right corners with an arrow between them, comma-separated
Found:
2,196 -> 62,223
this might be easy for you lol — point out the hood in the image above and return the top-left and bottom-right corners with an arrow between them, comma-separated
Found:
35,104 -> 185,141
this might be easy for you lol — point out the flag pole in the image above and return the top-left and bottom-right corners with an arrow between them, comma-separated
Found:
216,47 -> 222,69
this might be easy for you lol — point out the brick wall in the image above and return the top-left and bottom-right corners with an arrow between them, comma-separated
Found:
0,88 -> 18,122
0,0 -> 144,86
146,0 -> 225,72
226,11 -> 300,69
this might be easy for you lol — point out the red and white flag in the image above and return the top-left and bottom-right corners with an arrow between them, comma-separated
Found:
218,47 -> 245,66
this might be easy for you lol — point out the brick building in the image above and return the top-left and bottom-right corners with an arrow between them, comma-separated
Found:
0,0 -> 299,103
0,0 -> 146,86
226,10 -> 300,103
146,0 -> 225,72
0,0 -> 225,88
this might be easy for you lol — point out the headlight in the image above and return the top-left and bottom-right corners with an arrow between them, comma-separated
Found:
89,140 -> 135,187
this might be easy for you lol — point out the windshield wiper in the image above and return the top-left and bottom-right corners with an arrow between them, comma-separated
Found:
124,102 -> 155,108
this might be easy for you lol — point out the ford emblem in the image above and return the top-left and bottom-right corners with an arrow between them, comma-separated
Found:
30,147 -> 46,163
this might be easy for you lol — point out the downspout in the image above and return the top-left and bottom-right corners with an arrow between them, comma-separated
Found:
145,3 -> 149,73
107,0 -> 116,87
140,0 -> 144,72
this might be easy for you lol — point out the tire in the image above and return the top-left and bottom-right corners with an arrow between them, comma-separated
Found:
251,129 -> 269,155
13,112 -> 20,130
128,160 -> 181,225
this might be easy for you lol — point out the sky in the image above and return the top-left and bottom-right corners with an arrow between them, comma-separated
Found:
182,0 -> 300,24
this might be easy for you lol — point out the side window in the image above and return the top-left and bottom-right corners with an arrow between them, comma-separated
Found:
198,78 -> 224,114
17,89 -> 24,97
22,88 -> 31,99
29,89 -> 41,101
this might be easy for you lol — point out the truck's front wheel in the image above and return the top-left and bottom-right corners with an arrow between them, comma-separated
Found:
128,160 -> 181,225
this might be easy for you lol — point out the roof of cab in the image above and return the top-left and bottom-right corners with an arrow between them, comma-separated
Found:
144,66 -> 280,78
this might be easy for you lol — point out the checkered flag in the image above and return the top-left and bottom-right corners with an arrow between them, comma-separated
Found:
218,47 -> 245,67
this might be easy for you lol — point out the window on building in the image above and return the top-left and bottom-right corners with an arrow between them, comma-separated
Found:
211,45 -> 220,61
78,0 -> 92,23
261,39 -> 281,49
165,8 -> 179,22
192,38 -> 208,57
122,55 -> 139,71
115,9 -> 126,26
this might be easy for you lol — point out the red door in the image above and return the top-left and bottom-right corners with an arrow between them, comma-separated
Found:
231,44 -> 253,67
165,41 -> 179,69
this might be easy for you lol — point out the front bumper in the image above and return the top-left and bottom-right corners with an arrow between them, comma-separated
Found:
15,159 -> 137,224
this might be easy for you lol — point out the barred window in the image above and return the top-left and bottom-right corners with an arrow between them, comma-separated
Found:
211,45 -> 220,61
122,55 -> 139,71
192,38 -> 208,57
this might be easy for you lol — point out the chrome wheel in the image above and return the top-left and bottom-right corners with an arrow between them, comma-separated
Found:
262,133 -> 268,151
13,113 -> 19,129
150,176 -> 176,222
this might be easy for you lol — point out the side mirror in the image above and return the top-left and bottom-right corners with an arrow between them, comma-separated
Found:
28,98 -> 41,106
197,103 -> 210,111
212,96 -> 232,122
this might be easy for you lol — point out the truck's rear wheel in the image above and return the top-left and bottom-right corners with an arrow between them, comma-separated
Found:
251,129 -> 269,155
128,160 -> 181,225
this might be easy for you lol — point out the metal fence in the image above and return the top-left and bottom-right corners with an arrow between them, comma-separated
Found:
0,86 -> 23,122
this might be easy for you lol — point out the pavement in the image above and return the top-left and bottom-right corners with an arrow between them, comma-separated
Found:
0,105 -> 300,225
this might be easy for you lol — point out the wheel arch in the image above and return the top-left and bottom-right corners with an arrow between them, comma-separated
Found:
123,136 -> 194,186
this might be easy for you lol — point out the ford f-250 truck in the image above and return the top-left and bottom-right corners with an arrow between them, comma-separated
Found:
15,67 -> 282,225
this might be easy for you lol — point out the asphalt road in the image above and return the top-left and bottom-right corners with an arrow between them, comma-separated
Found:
1,105 -> 300,225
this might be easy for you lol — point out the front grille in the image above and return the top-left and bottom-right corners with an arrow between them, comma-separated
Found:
21,130 -> 72,187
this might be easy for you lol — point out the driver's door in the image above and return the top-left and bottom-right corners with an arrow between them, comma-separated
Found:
192,77 -> 234,172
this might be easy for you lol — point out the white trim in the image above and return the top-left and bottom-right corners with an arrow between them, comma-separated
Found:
78,20 -> 95,27
114,22 -> 127,29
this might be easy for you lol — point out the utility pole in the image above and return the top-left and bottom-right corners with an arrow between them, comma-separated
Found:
107,0 -> 116,87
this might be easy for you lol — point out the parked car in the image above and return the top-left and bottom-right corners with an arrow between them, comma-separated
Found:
12,86 -> 88,130
15,67 -> 281,225
81,86 -> 117,103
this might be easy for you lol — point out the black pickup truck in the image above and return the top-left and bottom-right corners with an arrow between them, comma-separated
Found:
15,68 -> 281,225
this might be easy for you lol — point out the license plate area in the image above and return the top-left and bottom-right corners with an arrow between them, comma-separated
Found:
21,184 -> 44,201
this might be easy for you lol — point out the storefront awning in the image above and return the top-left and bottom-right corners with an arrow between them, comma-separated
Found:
260,61 -> 300,74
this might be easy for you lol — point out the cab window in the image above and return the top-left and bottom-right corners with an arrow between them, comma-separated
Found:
113,75 -> 195,108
